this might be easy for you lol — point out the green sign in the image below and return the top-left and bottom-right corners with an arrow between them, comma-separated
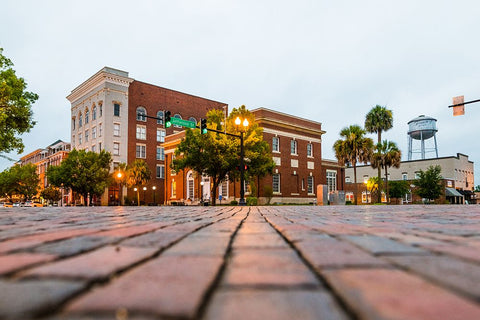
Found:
170,117 -> 196,129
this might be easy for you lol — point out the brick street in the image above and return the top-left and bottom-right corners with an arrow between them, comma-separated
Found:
1,205 -> 480,320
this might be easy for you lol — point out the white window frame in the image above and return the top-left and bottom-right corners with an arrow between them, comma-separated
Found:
157,129 -> 166,142
307,143 -> 313,157
136,106 -> 147,121
92,126 -> 97,139
272,173 -> 281,193
156,146 -> 165,161
307,176 -> 315,194
272,136 -> 279,152
136,144 -> 146,159
136,125 -> 146,140
113,123 -> 120,137
290,140 -> 297,155
326,170 -> 337,192
187,171 -> 195,200
113,142 -> 120,156
156,165 -> 165,179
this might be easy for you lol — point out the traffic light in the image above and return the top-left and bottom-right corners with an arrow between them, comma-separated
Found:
165,111 -> 171,128
200,118 -> 208,134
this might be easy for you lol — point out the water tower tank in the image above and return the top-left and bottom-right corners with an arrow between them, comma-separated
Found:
407,115 -> 439,160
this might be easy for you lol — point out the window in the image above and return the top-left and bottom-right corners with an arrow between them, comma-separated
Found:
326,171 -> 337,192
114,123 -> 120,137
272,173 -> 280,193
98,142 -> 102,151
173,114 -> 182,128
345,177 -> 351,183
78,133 -> 82,144
85,109 -> 89,124
156,165 -> 165,179
72,117 -> 76,130
219,178 -> 229,199
114,103 -> 120,117
99,103 -> 103,117
136,144 -> 146,158
189,117 -> 197,124
307,176 -> 314,194
187,171 -> 194,200
171,180 -> 177,198
272,137 -> 279,152
85,130 -> 89,142
415,172 -> 420,179
157,129 -> 166,142
362,191 -> 371,203
91,145 -> 96,153
78,113 -> 83,127
136,125 -> 146,140
136,106 -> 147,121
113,142 -> 120,156
290,140 -> 297,155
156,111 -> 164,125
363,175 -> 369,184
346,192 -> 354,202
156,147 -> 165,161
402,173 -> 408,181
92,106 -> 97,120
99,123 -> 103,137
307,143 -> 313,157
92,127 -> 97,139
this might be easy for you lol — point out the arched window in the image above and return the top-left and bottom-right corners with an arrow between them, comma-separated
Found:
189,117 -> 197,124
72,117 -> 76,130
157,111 -> 164,125
186,171 -> 195,200
173,114 -> 182,128
78,112 -> 83,127
85,108 -> 90,124
92,105 -> 97,121
136,106 -> 147,121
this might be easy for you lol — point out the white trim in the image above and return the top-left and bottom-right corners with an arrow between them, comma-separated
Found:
263,128 -> 322,143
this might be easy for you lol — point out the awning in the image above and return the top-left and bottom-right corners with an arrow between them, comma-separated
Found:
445,187 -> 464,197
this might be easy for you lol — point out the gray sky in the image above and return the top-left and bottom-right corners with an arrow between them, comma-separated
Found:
1,0 -> 480,184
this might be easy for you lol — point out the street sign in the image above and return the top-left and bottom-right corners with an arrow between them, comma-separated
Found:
452,96 -> 465,116
170,117 -> 196,128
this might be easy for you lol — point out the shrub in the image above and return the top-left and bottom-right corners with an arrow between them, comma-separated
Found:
246,197 -> 258,206
230,200 -> 238,205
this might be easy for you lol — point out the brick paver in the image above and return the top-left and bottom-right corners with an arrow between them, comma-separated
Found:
1,205 -> 480,319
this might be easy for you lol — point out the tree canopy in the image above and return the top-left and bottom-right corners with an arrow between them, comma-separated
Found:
388,180 -> 410,204
47,149 -> 112,205
333,124 -> 373,205
172,106 -> 275,205
0,163 -> 39,201
414,165 -> 443,202
0,48 -> 38,154
126,160 -> 151,205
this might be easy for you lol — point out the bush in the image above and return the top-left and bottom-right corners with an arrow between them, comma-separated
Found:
263,185 -> 273,205
230,200 -> 238,205
246,197 -> 258,206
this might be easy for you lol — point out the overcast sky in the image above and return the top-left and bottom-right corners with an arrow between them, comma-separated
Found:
1,0 -> 480,183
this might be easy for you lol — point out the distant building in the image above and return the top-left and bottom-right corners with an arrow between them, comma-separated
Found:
67,67 -> 226,205
19,140 -> 71,204
344,153 -> 475,204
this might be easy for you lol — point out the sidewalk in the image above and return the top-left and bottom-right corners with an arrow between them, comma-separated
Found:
1,205 -> 480,319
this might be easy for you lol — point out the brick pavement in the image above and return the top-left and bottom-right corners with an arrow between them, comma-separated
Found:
0,205 -> 480,319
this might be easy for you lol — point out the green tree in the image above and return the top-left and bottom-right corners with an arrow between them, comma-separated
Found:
0,48 -> 38,154
371,140 -> 401,202
366,176 -> 379,200
388,180 -> 410,204
40,186 -> 62,205
414,165 -> 443,203
475,185 -> 480,192
365,105 -> 393,202
173,106 -> 275,205
0,164 -> 39,201
47,149 -> 112,205
126,160 -> 151,205
333,125 -> 373,205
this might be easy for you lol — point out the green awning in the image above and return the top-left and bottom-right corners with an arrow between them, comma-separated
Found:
446,188 -> 463,197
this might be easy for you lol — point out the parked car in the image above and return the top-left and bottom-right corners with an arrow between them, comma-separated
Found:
24,201 -> 43,207
0,202 -> 13,208
13,202 -> 25,207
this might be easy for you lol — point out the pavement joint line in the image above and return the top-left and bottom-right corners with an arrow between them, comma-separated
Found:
261,212 -> 359,320
31,208 -> 239,319
195,207 -> 250,320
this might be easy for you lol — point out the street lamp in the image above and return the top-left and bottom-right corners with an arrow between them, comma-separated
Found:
235,116 -> 249,206
115,171 -> 123,206
134,187 -> 138,206
143,186 -> 147,204
152,186 -> 156,205
200,181 -> 204,205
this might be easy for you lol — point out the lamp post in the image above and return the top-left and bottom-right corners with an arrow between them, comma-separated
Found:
134,187 -> 138,206
116,171 -> 123,206
235,116 -> 249,206
152,186 -> 156,205
143,186 -> 147,205
200,181 -> 204,205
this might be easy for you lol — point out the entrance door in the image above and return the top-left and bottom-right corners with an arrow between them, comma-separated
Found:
202,176 -> 210,201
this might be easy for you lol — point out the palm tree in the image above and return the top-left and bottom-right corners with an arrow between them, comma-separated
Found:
365,105 -> 393,202
371,140 -> 401,202
126,160 -> 151,205
334,125 -> 373,205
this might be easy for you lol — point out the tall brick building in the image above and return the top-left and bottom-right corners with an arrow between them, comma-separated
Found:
67,67 -> 226,205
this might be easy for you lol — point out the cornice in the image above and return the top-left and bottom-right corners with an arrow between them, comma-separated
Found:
67,67 -> 134,104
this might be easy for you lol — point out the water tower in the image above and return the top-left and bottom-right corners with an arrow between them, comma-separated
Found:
407,115 -> 439,160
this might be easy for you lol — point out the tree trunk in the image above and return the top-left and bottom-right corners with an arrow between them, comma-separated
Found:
353,163 -> 358,205
136,190 -> 140,206
211,178 -> 219,206
385,166 -> 389,203
377,130 -> 382,203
